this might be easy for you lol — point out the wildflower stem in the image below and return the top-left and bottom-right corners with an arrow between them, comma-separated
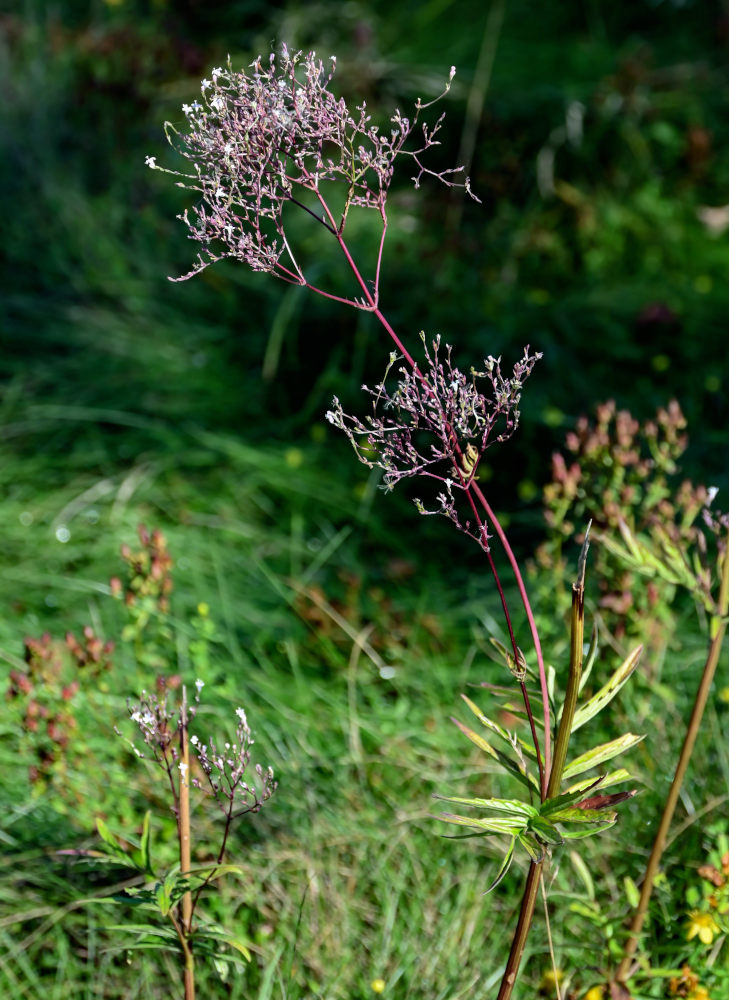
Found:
472,481 -> 552,784
178,687 -> 194,1000
496,859 -> 543,1000
616,527 -> 729,984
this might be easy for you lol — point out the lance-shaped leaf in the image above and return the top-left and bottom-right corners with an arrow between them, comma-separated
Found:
570,645 -> 643,732
565,767 -> 633,796
560,818 -> 617,839
546,806 -> 618,826
528,815 -> 563,847
484,836 -> 517,893
460,694 -> 538,759
540,778 -> 608,817
451,717 -> 539,791
518,831 -> 546,863
577,625 -> 599,694
438,813 -> 527,835
562,733 -> 644,780
433,794 -> 538,820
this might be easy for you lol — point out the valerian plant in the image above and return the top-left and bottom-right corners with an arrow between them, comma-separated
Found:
152,47 -> 644,999
75,683 -> 276,1000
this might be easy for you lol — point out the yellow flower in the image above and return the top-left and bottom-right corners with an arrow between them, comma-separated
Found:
370,979 -> 386,994
583,987 -> 605,1000
685,909 -> 720,945
688,987 -> 712,1000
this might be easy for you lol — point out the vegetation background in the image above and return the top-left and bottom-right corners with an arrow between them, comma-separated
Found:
1,1 -> 729,997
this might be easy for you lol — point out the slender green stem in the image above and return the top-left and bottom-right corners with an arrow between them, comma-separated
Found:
617,533 -> 729,984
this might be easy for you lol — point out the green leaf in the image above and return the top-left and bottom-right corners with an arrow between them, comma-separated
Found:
569,849 -> 595,902
460,695 -> 537,758
529,815 -> 563,846
565,768 -> 632,796
540,782 -> 605,816
562,734 -> 644,780
577,625 -> 599,694
433,795 -> 538,820
517,831 -> 545,863
452,718 -> 538,791
624,876 -> 640,908
139,812 -> 152,875
484,837 -> 517,893
570,645 -> 643,732
96,818 -> 121,851
560,818 -> 617,839
546,807 -> 617,826
438,813 -> 526,835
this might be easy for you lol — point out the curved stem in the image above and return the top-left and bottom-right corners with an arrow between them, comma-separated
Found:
472,481 -> 552,783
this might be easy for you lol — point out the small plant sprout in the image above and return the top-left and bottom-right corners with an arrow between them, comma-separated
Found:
94,682 -> 276,1000
154,48 -> 643,1000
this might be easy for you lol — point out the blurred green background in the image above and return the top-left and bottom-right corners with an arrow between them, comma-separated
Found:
2,1 -> 729,997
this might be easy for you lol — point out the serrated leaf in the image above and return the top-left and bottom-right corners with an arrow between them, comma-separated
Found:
571,645 -> 643,732
433,794 -> 538,820
451,718 -> 538,791
484,837 -> 517,894
438,813 -> 525,835
562,734 -> 644,780
460,695 -> 537,758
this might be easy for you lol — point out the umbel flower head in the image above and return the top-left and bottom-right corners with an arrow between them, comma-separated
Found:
150,46 -> 476,285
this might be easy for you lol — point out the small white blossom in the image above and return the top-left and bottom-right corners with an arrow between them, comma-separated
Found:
195,678 -> 205,693
211,66 -> 223,78
145,155 -> 157,169
191,734 -> 200,746
235,707 -> 248,727
182,103 -> 193,116
201,78 -> 211,91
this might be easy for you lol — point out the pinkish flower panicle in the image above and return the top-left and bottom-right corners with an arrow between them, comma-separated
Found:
152,48 -> 477,285
326,336 -> 540,545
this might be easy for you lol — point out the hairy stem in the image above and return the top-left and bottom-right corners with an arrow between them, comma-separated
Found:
616,532 -> 729,984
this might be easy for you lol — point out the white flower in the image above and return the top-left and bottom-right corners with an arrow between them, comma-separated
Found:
211,66 -> 223,78
178,761 -> 188,779
191,734 -> 199,746
707,486 -> 719,505
145,155 -> 157,169
214,186 -> 225,201
195,678 -> 205,693
235,707 -> 248,727
182,103 -> 193,116
201,78 -> 211,91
